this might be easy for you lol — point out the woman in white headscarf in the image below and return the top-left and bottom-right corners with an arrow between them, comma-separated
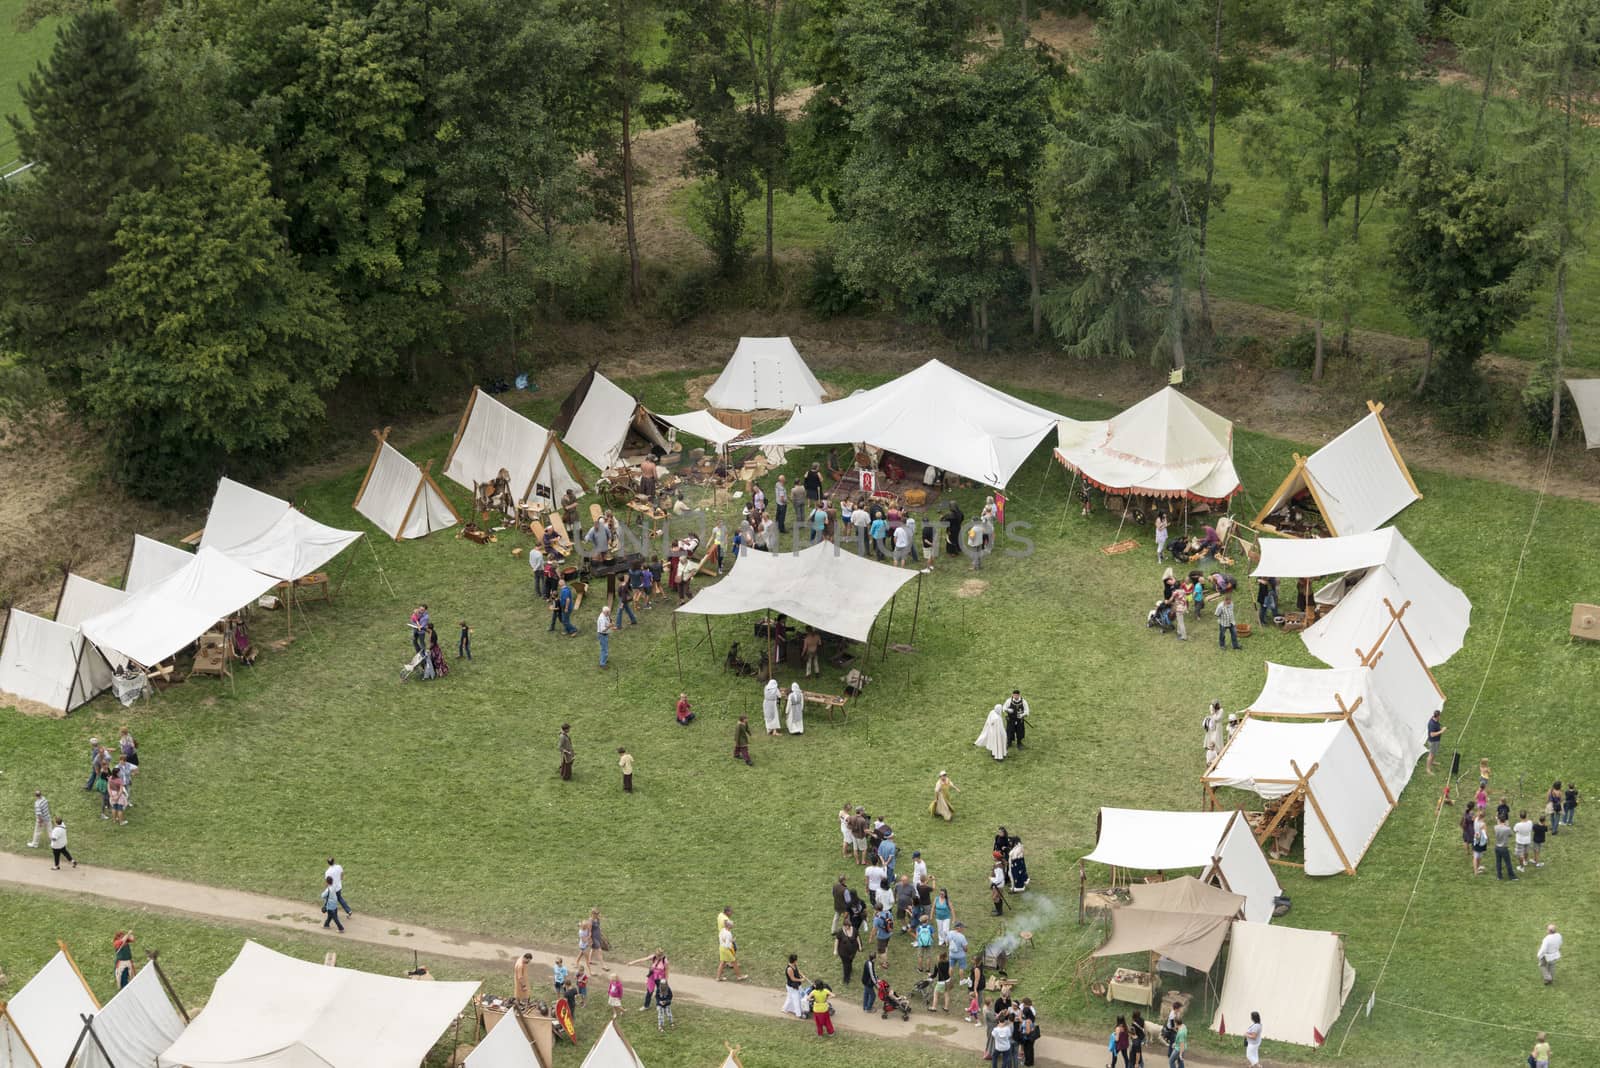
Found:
762,677 -> 782,736
786,682 -> 805,734
975,704 -> 1008,761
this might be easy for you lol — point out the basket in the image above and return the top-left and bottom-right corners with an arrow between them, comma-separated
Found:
904,488 -> 928,508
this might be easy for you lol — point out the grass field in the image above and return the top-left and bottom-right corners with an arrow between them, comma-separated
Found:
0,0 -> 55,168
2,367 -> 1594,1067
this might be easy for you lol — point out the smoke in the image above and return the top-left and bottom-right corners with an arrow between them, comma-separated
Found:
985,893 -> 1062,957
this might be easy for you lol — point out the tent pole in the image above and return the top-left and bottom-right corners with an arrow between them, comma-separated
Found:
59,940 -> 101,1008
53,564 -> 72,620
441,387 -> 480,475
705,615 -> 717,663
673,612 -> 683,683
120,536 -> 138,589
332,541 -> 360,599
65,638 -> 90,714
354,427 -> 390,509
81,1013 -> 117,1067
883,592 -> 896,658
909,571 -> 925,644
144,954 -> 188,1020
396,477 -> 426,542
64,1018 -> 92,1068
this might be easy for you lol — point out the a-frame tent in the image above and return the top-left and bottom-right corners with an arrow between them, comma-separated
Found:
353,429 -> 461,541
442,387 -> 587,506
0,946 -> 100,1068
1565,378 -> 1600,449
577,1021 -> 648,1068
1253,402 -> 1421,537
69,963 -> 188,1068
553,367 -> 674,472
0,608 -> 114,714
123,535 -> 193,595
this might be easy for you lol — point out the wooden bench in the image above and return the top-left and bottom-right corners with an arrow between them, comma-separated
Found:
802,690 -> 849,724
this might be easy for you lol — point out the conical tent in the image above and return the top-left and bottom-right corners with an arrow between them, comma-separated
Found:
554,368 -> 673,471
443,387 -> 586,505
1254,402 -> 1421,537
704,336 -> 824,411
353,433 -> 460,541
1054,387 -> 1241,503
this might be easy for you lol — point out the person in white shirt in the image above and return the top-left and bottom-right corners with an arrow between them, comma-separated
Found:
49,818 -> 75,869
991,1015 -> 1015,1066
911,851 -> 929,888
864,863 -> 887,898
774,475 -> 789,534
1513,812 -> 1534,871
1537,924 -> 1563,985
891,522 -> 912,566
1244,1011 -> 1263,1067
1202,701 -> 1223,763
29,791 -> 50,848
528,545 -> 546,597
597,606 -> 612,669
325,857 -> 353,916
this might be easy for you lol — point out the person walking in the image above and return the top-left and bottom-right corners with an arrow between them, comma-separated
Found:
320,876 -> 345,932
554,579 -> 578,635
28,791 -> 50,848
810,981 -> 834,1036
596,606 -> 612,668
514,953 -> 532,1001
1216,594 -> 1241,650
1537,924 -> 1562,985
834,923 -> 859,985
783,955 -> 808,1017
618,748 -> 634,793
775,475 -> 789,534
991,1008 -> 1017,1068
1168,1013 -> 1187,1068
802,628 -> 822,677
928,949 -> 952,1012
49,818 -> 75,869
786,682 -> 806,735
1531,1031 -> 1551,1068
1244,1011 -> 1263,1068
1155,514 -> 1169,562
859,954 -> 878,1013
615,581 -> 638,628
733,716 -> 753,765
762,677 -> 781,736
1494,815 -> 1518,880
930,771 -> 960,821
716,914 -> 748,981
1171,583 -> 1188,641
324,858 -> 353,916
558,724 -> 575,781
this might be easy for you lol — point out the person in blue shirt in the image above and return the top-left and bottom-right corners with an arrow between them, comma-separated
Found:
878,833 -> 898,885
869,515 -> 889,560
552,958 -> 569,994
553,580 -> 577,635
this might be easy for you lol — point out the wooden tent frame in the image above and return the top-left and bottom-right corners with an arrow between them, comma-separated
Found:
441,388 -> 591,507
353,428 -> 463,541
1,941 -> 103,1068
1253,401 -> 1422,538
62,948 -> 190,1068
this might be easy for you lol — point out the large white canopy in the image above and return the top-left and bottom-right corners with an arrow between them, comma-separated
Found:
1206,718 -> 1393,876
675,543 -> 918,643
0,950 -> 100,1068
73,965 -> 187,1068
1566,378 -> 1600,449
80,547 -> 278,668
1253,528 -> 1471,667
200,478 -> 361,582
1054,387 -> 1241,503
55,574 -> 129,629
658,409 -> 746,448
354,440 -> 459,541
198,477 -> 288,555
157,941 -> 479,1068
705,336 -> 824,411
557,369 -> 671,471
1082,807 -> 1281,925
1211,922 -> 1353,1047
0,610 -> 112,713
461,1015 -> 541,1068
124,535 -> 193,594
443,388 -> 583,504
577,1021 -> 648,1068
751,360 -> 1061,489
1255,408 -> 1420,536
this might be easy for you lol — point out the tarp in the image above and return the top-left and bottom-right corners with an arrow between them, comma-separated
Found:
198,477 -> 288,555
354,440 -> 459,541
1093,877 -> 1245,972
124,535 -> 193,595
1211,922 -> 1354,1047
55,575 -> 129,630
658,410 -> 746,449
0,610 -> 111,712
198,478 -> 361,582
0,951 -> 99,1068
1054,387 -> 1241,502
1255,409 -> 1420,536
556,369 -> 672,471
675,542 -> 918,643
705,336 -> 824,411
1205,718 -> 1393,875
1083,808 -> 1281,925
577,1021 -> 647,1068
751,360 -> 1061,489
443,388 -> 583,505
80,548 -> 278,668
1566,378 -> 1600,449
157,941 -> 479,1068
1253,528 -> 1471,667
462,1013 -> 541,1068
73,965 -> 187,1068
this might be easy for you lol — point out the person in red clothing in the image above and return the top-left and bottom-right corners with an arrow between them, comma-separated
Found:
811,982 -> 835,1036
676,693 -> 696,725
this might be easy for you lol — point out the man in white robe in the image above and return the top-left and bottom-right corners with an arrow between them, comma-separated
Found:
786,682 -> 806,734
975,705 -> 1008,761
763,677 -> 782,735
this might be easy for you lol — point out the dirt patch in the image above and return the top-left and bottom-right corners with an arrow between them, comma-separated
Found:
955,579 -> 989,598
0,689 -> 67,718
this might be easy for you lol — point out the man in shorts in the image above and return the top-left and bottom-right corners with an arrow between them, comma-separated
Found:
1513,810 -> 1534,872
1426,710 -> 1443,774
849,807 -> 870,865
946,922 -> 969,985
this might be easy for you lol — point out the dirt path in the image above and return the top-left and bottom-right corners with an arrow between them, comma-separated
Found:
0,851 -> 1222,1068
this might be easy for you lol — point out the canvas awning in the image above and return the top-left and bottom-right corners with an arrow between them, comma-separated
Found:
1254,405 -> 1421,536
1566,378 -> 1600,449
658,410 -> 746,449
1093,876 -> 1244,972
555,369 -> 672,471
1082,808 -> 1281,925
0,950 -> 100,1068
72,965 -> 187,1068
80,548 -> 278,668
576,1021 -> 647,1068
0,610 -> 113,713
124,535 -> 193,594
354,437 -> 460,541
750,360 -> 1061,489
157,941 -> 479,1068
1054,387 -> 1241,503
198,478 -> 361,582
675,544 -> 918,643
1211,923 -> 1354,1047
705,336 -> 824,411
1252,528 -> 1470,667
443,388 -> 585,504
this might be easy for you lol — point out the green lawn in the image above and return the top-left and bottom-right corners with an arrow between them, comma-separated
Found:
669,181 -> 835,255
2,369 -> 1594,1067
0,0 -> 55,168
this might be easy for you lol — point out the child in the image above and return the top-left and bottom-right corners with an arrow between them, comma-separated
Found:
618,748 -> 634,793
675,693 -> 695,726
552,958 -> 568,995
1474,784 -> 1488,813
1532,816 -> 1548,867
915,915 -> 935,970
576,971 -> 589,1006
655,978 -> 674,1032
561,979 -> 578,1015
1531,1031 -> 1551,1068
107,775 -> 128,826
1563,783 -> 1579,826
1496,796 -> 1511,824
458,621 -> 472,660
1478,757 -> 1491,788
607,973 -> 624,1019
964,989 -> 981,1024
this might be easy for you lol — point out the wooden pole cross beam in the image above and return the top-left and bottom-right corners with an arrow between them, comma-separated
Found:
1291,758 -> 1355,875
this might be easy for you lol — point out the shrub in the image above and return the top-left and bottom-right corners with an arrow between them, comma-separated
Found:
803,250 -> 861,319
655,267 -> 715,326
1274,329 -> 1318,370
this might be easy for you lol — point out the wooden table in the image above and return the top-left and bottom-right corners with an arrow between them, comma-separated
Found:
802,691 -> 849,724
1107,967 -> 1157,1007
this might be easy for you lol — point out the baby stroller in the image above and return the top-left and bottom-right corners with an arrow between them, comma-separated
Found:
912,976 -> 936,1009
400,651 -> 426,681
876,977 -> 913,1021
1146,601 -> 1174,632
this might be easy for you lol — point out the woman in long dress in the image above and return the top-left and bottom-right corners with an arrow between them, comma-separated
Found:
975,705 -> 1008,760
786,683 -> 805,734
762,678 -> 782,736
1008,836 -> 1029,892
930,772 -> 959,821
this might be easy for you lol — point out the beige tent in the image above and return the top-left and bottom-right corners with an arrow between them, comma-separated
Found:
123,535 -> 193,594
1566,378 -> 1600,449
1054,387 -> 1241,503
0,609 -> 114,714
1254,402 -> 1421,537
353,430 -> 460,541
1092,877 -> 1245,972
705,337 -> 824,411
554,368 -> 674,471
0,947 -> 100,1068
443,388 -> 586,506
577,1021 -> 647,1068
1211,922 -> 1354,1047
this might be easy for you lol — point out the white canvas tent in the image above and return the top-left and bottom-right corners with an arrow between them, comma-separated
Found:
55,574 -> 129,630
200,478 -> 362,582
1254,403 -> 1421,536
1082,807 -> 1281,925
0,949 -> 100,1068
124,535 -> 193,595
1053,387 -> 1241,504
1204,718 -> 1393,876
462,1013 -> 543,1068
1211,922 -> 1354,1047
577,1021 -> 647,1068
80,548 -> 278,669
1566,378 -> 1600,449
704,336 -> 824,411
72,965 -> 187,1068
0,610 -> 113,713
353,433 -> 460,541
675,543 -> 919,643
751,360 -> 1061,489
1253,527 -> 1471,668
657,410 -> 745,450
157,941 -> 479,1068
443,387 -> 585,505
555,368 -> 674,471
